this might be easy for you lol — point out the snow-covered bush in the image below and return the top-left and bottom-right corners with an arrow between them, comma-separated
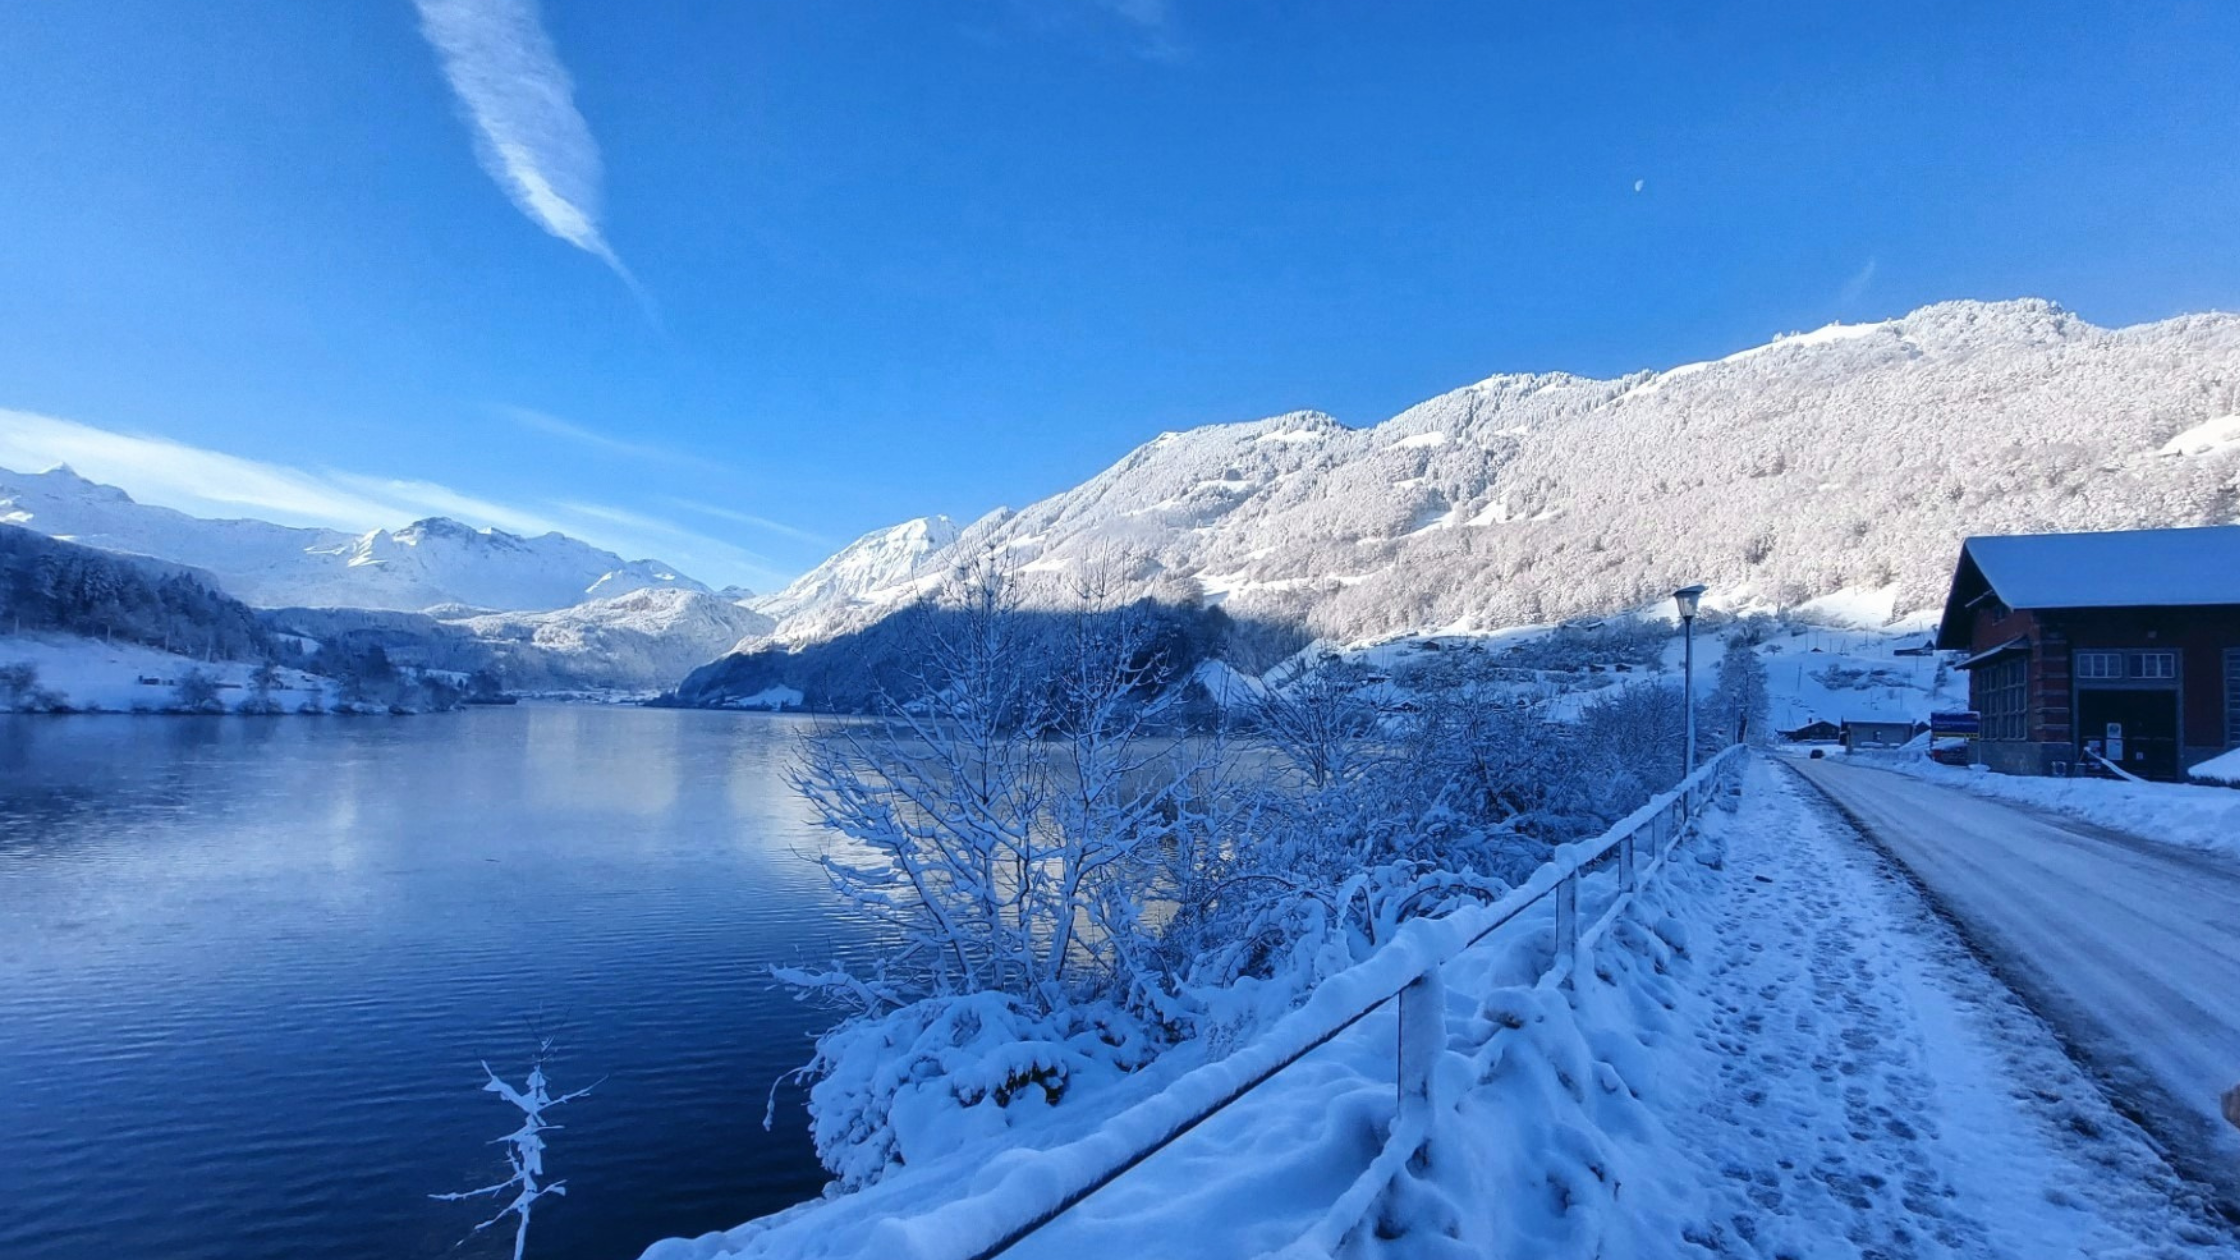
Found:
791,990 -> 1159,1188
779,573 -> 1746,1191
236,661 -> 288,715
0,660 -> 66,712
780,568 -> 1240,1185
169,667 -> 224,714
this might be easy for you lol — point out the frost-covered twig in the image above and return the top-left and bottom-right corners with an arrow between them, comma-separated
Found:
433,1044 -> 595,1260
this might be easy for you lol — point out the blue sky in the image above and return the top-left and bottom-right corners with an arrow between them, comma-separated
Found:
3,2 -> 2239,588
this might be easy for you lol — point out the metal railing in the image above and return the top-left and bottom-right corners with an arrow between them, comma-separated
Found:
905,745 -> 1750,1260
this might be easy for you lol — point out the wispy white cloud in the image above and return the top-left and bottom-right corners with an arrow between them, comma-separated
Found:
1838,257 -> 1879,305
498,405 -> 727,472
1097,0 -> 1186,60
412,0 -> 636,287
554,499 -> 788,589
0,408 -> 790,588
994,0 -> 1187,61
327,471 -> 570,538
0,408 -> 410,529
663,496 -> 833,547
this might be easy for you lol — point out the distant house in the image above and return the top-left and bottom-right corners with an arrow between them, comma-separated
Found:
1779,719 -> 1842,743
1934,526 -> 2240,780
1841,719 -> 1917,750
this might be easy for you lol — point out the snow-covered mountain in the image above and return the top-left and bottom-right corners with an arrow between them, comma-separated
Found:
0,464 -> 707,612
757,299 -> 2240,651
444,587 -> 774,692
746,514 -> 963,641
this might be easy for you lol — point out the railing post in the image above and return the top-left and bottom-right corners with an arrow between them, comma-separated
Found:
1396,970 -> 1444,1129
1619,827 -> 1638,893
1554,873 -> 1579,989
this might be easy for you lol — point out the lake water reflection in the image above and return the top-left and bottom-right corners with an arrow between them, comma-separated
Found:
0,706 -> 868,1260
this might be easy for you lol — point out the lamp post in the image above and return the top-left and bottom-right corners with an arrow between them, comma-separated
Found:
1674,584 -> 1706,777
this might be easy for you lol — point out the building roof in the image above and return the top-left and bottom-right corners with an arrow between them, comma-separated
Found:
1936,526 -> 2240,647
1966,526 -> 2240,609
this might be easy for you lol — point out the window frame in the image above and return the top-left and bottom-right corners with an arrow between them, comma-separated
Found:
2131,650 -> 2176,681
2075,650 -> 2124,681
1977,656 -> 2029,742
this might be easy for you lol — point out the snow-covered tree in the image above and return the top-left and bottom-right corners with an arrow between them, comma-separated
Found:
1704,635 -> 1771,748
170,667 -> 223,714
778,565 -> 1235,1184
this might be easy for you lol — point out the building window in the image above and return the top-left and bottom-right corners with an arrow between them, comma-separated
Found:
1978,657 -> 2028,741
2132,651 -> 2176,681
2075,651 -> 2124,680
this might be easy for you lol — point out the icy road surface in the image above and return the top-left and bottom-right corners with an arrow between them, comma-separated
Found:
1791,753 -> 2240,1194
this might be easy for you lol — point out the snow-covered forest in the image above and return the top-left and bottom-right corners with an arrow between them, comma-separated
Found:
0,524 -> 478,713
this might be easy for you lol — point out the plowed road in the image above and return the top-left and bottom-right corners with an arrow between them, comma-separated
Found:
1788,755 -> 2240,1190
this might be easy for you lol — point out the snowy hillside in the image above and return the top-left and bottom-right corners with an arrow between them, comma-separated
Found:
0,464 -> 708,612
444,588 -> 774,692
763,299 -> 2240,651
0,633 -> 341,714
746,514 -> 963,642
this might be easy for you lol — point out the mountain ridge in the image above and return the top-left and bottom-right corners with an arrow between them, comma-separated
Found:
730,298 -> 2240,661
0,464 -> 708,613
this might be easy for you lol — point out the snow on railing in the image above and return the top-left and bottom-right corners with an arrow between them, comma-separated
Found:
888,745 -> 1748,1260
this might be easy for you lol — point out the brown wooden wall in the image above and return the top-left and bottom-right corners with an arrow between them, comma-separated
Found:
1964,601 -> 2240,754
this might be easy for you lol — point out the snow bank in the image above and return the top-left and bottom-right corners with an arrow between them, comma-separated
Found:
720,685 -> 804,711
2188,747 -> 2240,787
2160,413 -> 2240,458
1849,749 -> 2240,859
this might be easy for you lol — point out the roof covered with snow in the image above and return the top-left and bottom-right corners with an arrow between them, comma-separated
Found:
1964,526 -> 2240,610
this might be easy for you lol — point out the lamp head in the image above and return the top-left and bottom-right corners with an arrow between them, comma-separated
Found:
1673,584 -> 1706,621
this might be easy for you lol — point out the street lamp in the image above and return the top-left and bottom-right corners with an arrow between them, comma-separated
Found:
1674,584 -> 1706,777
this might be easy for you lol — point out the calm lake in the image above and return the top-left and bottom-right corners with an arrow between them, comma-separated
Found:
0,706 -> 871,1260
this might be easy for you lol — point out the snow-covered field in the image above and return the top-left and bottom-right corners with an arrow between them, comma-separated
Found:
637,756 -> 2233,1259
1846,746 -> 2240,860
0,632 -> 337,713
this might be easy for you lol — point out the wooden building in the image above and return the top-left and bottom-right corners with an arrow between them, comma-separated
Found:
1841,719 -> 1918,750
1934,527 -> 2240,779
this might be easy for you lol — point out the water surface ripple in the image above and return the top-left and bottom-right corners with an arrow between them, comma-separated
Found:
0,706 -> 869,1260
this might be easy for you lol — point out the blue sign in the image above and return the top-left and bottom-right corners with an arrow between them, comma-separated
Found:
1930,711 -> 1981,735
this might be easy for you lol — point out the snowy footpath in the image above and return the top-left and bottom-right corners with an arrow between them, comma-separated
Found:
644,757 -> 2236,1259
1668,760 -> 2234,1258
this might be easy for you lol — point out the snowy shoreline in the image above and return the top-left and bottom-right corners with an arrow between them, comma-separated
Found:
0,632 -> 434,716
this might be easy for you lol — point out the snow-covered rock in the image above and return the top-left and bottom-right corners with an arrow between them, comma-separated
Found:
0,464 -> 709,612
